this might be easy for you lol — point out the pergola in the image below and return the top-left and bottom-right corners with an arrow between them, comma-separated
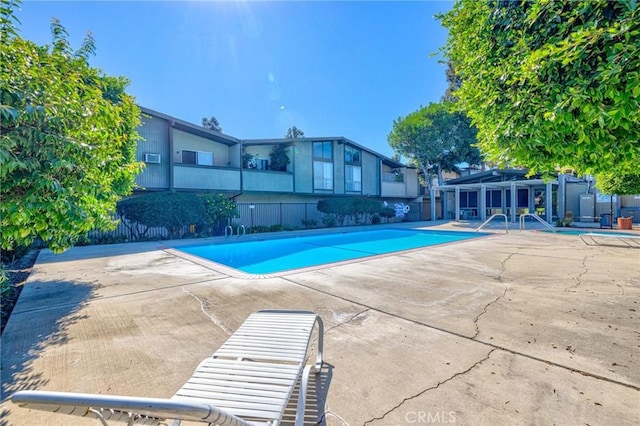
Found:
427,170 -> 561,224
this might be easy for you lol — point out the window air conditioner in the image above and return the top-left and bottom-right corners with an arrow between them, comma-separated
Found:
144,153 -> 161,164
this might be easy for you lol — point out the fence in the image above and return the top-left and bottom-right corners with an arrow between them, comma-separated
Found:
87,201 -> 424,244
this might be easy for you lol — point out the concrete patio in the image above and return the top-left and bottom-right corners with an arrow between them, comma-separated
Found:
1,222 -> 639,425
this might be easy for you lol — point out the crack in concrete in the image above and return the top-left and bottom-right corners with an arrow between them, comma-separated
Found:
181,288 -> 232,335
324,309 -> 371,335
362,349 -> 496,426
471,253 -> 514,339
564,255 -> 590,293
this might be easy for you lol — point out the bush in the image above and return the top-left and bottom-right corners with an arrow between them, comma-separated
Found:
202,194 -> 238,235
301,219 -> 318,229
555,211 -> 574,227
371,214 -> 381,224
317,197 -> 384,225
116,192 -> 238,240
245,225 -> 285,234
380,207 -> 396,221
321,215 -> 338,228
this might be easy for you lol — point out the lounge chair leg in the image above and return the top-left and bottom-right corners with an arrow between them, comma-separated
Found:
295,365 -> 313,426
88,409 -> 109,426
314,316 -> 324,374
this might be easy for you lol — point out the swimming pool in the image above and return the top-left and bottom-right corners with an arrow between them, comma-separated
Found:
176,229 -> 484,275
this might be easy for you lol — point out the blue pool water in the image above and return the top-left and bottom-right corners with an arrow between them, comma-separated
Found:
177,229 -> 484,274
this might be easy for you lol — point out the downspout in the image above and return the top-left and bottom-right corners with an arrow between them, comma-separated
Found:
168,121 -> 175,190
239,139 -> 244,193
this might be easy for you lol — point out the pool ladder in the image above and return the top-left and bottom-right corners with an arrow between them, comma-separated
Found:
519,213 -> 555,232
476,214 -> 509,233
225,224 -> 246,238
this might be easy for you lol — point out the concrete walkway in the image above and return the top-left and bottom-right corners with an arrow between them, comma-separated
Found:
1,223 -> 639,425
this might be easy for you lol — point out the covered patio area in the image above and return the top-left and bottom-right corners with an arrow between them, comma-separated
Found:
435,169 -> 560,223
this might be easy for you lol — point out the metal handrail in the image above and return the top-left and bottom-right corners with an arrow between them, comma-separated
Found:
224,225 -> 233,238
519,213 -> 555,232
476,214 -> 509,233
236,225 -> 246,238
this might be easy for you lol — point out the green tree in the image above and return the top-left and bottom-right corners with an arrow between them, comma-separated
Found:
285,126 -> 305,138
387,102 -> 482,190
441,61 -> 462,103
269,143 -> 291,172
596,171 -> 640,195
202,193 -> 238,233
202,116 -> 222,132
439,0 -> 640,191
1,3 -> 142,254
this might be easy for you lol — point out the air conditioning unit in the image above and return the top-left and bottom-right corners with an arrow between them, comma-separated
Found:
144,153 -> 161,164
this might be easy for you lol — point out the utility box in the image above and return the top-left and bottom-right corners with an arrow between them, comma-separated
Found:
580,193 -> 595,221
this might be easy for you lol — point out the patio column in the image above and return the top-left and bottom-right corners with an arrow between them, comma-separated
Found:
501,188 -> 507,216
546,182 -> 553,223
510,182 -> 517,223
455,186 -> 460,221
558,174 -> 566,219
430,187 -> 437,221
480,185 -> 487,222
528,187 -> 535,214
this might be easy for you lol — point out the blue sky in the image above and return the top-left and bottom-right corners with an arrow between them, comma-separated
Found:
17,1 -> 453,157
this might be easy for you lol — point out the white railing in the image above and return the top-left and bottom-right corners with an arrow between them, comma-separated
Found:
519,213 -> 555,232
476,214 -> 509,233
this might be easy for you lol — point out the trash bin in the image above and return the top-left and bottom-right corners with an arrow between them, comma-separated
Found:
600,213 -> 612,229
617,216 -> 633,230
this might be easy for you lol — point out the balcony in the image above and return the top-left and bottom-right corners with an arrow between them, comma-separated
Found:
173,164 -> 241,191
243,169 -> 294,192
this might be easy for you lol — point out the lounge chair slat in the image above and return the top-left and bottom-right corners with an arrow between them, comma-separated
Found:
194,366 -> 300,380
179,378 -> 293,393
181,371 -> 298,386
173,389 -> 287,408
216,345 -> 308,357
177,382 -> 290,398
200,359 -> 302,372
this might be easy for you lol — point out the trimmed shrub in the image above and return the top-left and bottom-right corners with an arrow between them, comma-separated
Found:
317,197 -> 384,225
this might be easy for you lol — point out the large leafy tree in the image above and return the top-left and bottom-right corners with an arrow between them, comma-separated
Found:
1,2 -> 142,253
439,0 -> 640,193
388,102 -> 482,190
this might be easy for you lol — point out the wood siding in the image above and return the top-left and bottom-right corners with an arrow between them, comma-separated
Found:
135,115 -> 170,189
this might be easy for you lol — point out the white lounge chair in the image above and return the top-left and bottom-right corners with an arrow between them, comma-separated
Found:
11,310 -> 324,426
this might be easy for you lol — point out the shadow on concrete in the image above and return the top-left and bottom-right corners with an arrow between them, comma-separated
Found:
282,363 -> 334,426
34,241 -> 166,265
0,280 -> 93,404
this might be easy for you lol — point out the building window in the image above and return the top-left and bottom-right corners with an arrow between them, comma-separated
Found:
313,141 -> 333,160
344,145 -> 360,164
313,141 -> 333,190
345,164 -> 361,192
314,162 -> 333,190
182,150 -> 197,164
182,150 -> 213,166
